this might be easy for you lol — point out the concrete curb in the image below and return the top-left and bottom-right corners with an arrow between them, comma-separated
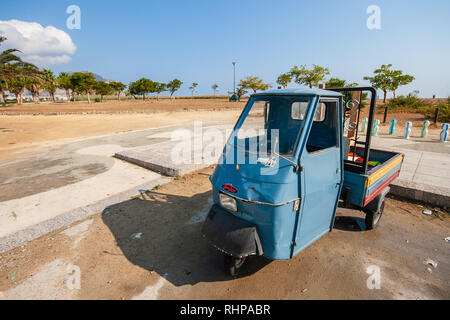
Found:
390,179 -> 450,208
0,177 -> 171,254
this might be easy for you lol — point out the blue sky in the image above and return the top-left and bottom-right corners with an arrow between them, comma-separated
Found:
1,0 -> 449,97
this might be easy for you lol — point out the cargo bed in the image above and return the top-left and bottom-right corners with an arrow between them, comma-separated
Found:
343,147 -> 404,208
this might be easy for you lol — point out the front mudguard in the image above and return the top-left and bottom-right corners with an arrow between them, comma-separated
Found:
201,204 -> 263,258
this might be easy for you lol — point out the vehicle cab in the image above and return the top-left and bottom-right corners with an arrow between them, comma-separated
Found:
202,87 -> 403,276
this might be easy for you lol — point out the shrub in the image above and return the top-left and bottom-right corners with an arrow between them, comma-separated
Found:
385,92 -> 428,112
94,97 -> 101,103
418,97 -> 450,123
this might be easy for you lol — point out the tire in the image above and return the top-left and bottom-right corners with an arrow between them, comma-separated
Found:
365,197 -> 385,230
224,255 -> 247,277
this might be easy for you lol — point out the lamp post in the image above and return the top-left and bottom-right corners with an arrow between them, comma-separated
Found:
232,61 -> 236,94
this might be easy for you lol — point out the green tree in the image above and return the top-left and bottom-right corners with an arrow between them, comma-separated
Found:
127,80 -> 142,99
108,81 -> 127,101
276,73 -> 292,89
364,64 -> 393,103
70,72 -> 97,103
6,75 -> 26,105
0,36 -> 24,104
289,64 -> 330,88
57,72 -> 73,101
390,71 -> 415,98
325,77 -> 367,108
128,78 -> 155,100
43,69 -> 57,102
25,67 -> 43,103
364,64 -> 414,103
189,82 -> 198,96
236,86 -> 247,101
94,81 -> 114,101
238,76 -> 270,93
154,82 -> 167,100
167,79 -> 183,97
211,83 -> 219,96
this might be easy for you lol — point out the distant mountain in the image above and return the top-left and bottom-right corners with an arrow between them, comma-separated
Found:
67,71 -> 113,82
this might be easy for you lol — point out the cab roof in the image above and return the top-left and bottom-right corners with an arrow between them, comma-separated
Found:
252,87 -> 342,97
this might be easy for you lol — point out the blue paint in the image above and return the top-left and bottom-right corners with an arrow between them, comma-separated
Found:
205,88 -> 404,262
389,119 -> 397,135
404,121 -> 412,139
440,123 -> 449,142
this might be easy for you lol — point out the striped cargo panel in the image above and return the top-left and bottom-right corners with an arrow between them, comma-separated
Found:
363,154 -> 404,206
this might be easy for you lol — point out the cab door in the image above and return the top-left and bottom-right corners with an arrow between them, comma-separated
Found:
293,98 -> 343,256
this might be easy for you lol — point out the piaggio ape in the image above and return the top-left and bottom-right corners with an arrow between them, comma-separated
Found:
201,87 -> 404,276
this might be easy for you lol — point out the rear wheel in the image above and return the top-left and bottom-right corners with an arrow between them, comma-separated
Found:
365,198 -> 385,230
224,255 -> 247,277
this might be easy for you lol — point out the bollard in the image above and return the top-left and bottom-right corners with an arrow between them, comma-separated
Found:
362,117 -> 368,133
421,120 -> 430,138
372,119 -> 380,136
404,121 -> 412,139
440,123 -> 449,143
389,119 -> 397,135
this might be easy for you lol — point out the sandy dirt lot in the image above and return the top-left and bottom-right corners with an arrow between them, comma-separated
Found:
1,99 -> 442,162
0,166 -> 448,300
0,109 -> 242,162
0,98 -> 245,114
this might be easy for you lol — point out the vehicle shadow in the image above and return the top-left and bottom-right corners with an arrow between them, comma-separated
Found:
333,216 -> 367,232
101,189 -> 270,287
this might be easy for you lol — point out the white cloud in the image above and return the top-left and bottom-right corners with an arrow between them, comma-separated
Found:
0,19 -> 76,66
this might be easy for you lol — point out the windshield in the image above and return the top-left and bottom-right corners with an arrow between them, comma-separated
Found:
229,96 -> 311,158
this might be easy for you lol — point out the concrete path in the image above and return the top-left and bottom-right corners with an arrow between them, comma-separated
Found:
0,125 -> 198,252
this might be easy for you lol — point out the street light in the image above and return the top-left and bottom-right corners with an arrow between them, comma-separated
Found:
232,61 -> 236,94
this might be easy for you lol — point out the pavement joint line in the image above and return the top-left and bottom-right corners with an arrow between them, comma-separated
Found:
411,152 -> 424,181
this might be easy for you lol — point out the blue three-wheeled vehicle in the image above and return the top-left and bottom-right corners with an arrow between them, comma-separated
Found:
202,87 -> 404,276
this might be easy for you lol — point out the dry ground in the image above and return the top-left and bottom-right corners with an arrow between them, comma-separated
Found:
0,109 -> 242,162
0,97 -> 444,163
0,166 -> 448,300
0,98 -> 245,114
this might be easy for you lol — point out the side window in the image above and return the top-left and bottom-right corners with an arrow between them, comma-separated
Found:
306,101 -> 338,153
291,101 -> 308,120
292,101 -> 326,122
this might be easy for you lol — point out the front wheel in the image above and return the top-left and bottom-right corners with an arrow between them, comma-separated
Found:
365,198 -> 385,230
224,255 -> 247,277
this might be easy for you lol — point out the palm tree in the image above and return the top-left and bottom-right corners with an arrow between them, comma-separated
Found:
57,72 -> 73,101
0,36 -> 24,104
212,83 -> 219,96
0,36 -> 43,105
25,65 -> 44,104
189,82 -> 198,96
43,69 -> 57,102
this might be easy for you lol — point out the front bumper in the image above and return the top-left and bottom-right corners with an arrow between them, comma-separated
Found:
201,204 -> 263,258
